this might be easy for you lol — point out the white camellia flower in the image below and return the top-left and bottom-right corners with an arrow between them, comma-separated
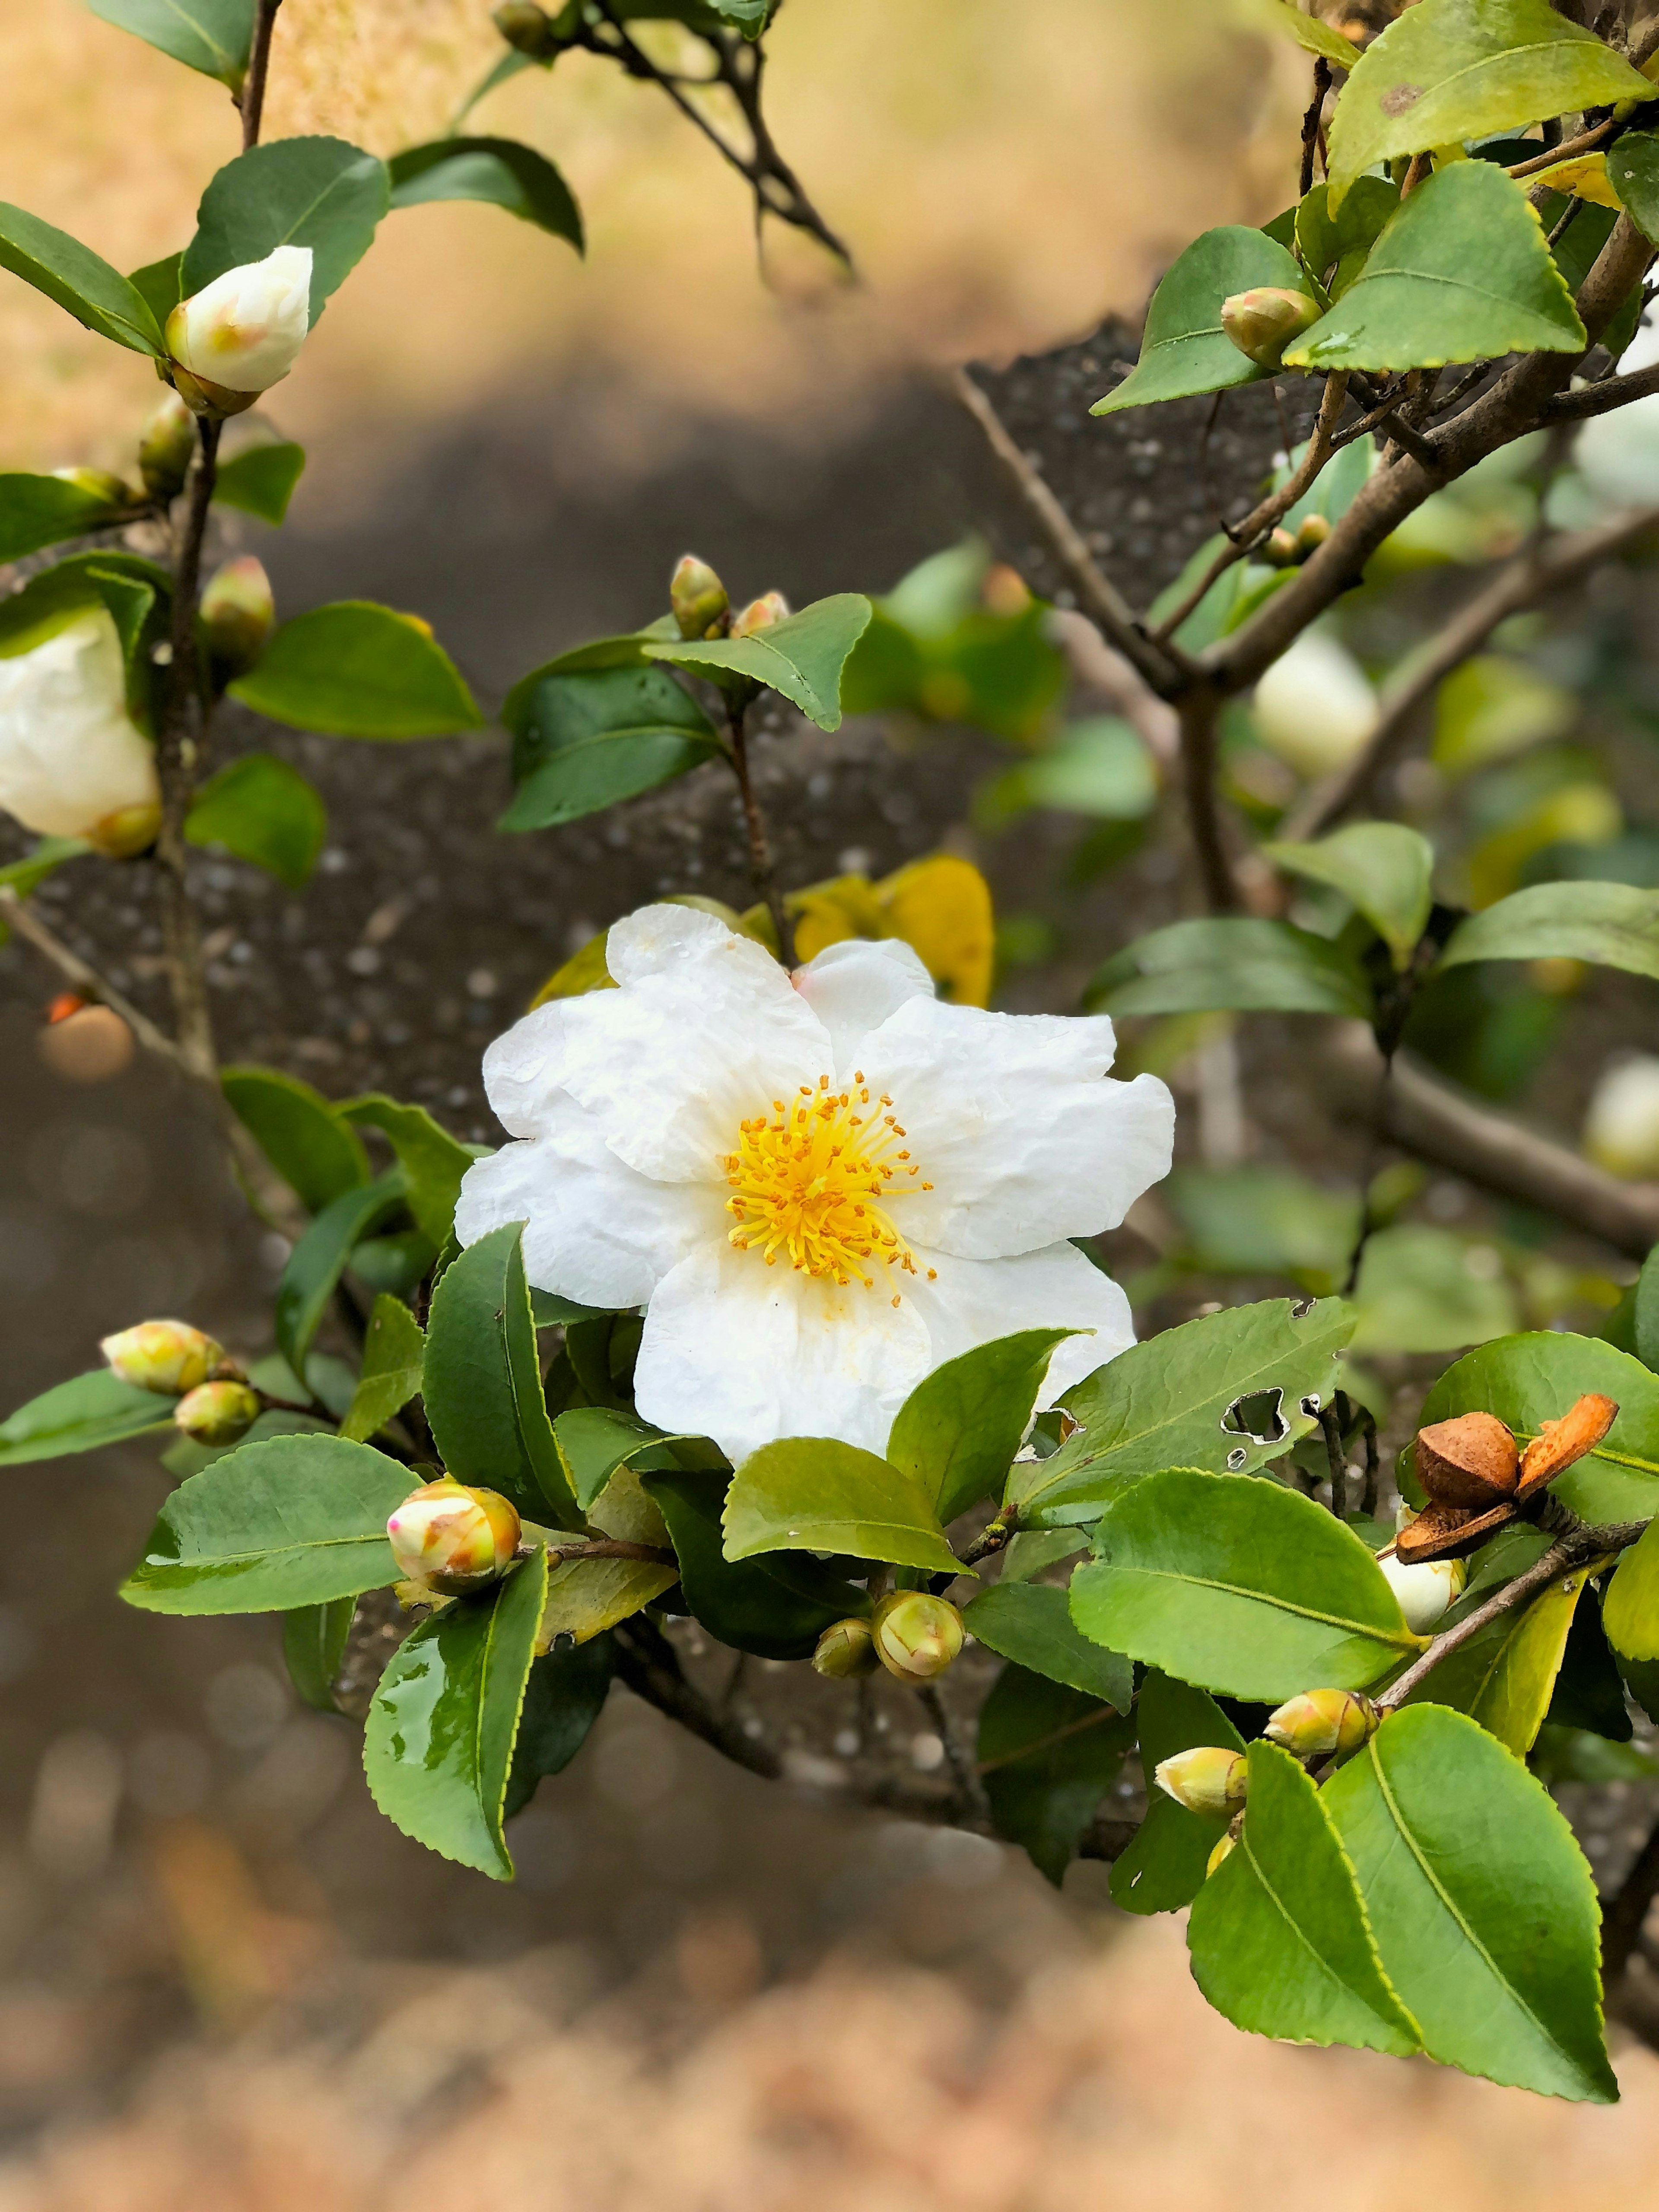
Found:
1378,1548 -> 1462,1634
1251,628 -> 1377,779
456,905 -> 1176,1465
1583,1053 -> 1659,1180
0,608 -> 161,855
165,245 -> 313,413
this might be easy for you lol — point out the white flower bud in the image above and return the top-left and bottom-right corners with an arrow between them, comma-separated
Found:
102,1319 -> 225,1395
387,1478 -> 522,1596
173,1379 -> 261,1444
1584,1054 -> 1659,1180
1251,629 -> 1377,779
1379,1545 -> 1463,1634
165,246 -> 313,415
1154,1745 -> 1247,1817
0,609 -> 161,854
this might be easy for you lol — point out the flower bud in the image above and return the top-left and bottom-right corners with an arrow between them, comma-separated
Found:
199,556 -> 275,679
1206,1831 -> 1237,1877
0,608 -> 162,852
1264,1688 -> 1379,1761
1154,1745 -> 1247,1817
812,1616 -> 879,1679
165,246 -> 313,416
386,1477 -> 522,1596
980,564 -> 1031,617
139,391 -> 197,502
173,1378 -> 261,1445
671,554 -> 729,640
1262,526 -> 1300,567
1219,286 -> 1321,370
871,1590 -> 964,1681
730,590 -> 791,640
1414,1411 -> 1518,1510
1295,512 -> 1331,555
51,467 -> 132,509
1379,1544 -> 1464,1633
102,1319 -> 225,1395
493,0 -> 562,56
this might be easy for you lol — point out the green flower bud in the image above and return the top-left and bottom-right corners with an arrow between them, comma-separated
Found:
1206,1830 -> 1237,1877
199,556 -> 275,680
1219,286 -> 1321,370
812,1616 -> 879,1679
51,467 -> 131,509
1295,512 -> 1331,555
1264,1688 -> 1379,1761
1262,526 -> 1300,568
139,391 -> 197,502
101,1319 -> 225,1395
173,1378 -> 261,1445
493,1 -> 563,57
670,554 -> 729,640
871,1590 -> 964,1681
386,1477 -> 522,1596
730,590 -> 791,640
1153,1745 -> 1247,1818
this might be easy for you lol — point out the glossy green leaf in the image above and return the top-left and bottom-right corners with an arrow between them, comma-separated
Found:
88,0 -> 254,85
1404,1575 -> 1583,1753
0,1368 -> 174,1465
1439,880 -> 1659,980
1071,1468 -> 1421,1700
978,1662 -> 1135,1884
643,1470 -> 864,1660
127,251 -> 182,327
1109,1671 -> 1243,1916
276,1170 -> 406,1376
1090,227 -> 1305,415
182,137 -> 390,319
554,1407 -> 680,1511
213,439 -> 305,524
1259,0 -> 1358,71
1006,1297 -> 1356,1526
0,203 -> 164,354
888,1328 -> 1078,1526
1189,1739 -> 1418,2055
1084,917 -> 1374,1020
282,1595 -> 355,1713
0,473 -> 131,562
999,1526 -> 1087,1583
339,1094 -> 474,1247
1602,1514 -> 1659,1659
1293,178 -> 1399,300
185,753 -> 327,890
538,1552 -> 677,1644
340,1294 -> 425,1445
222,1063 -> 368,1216
962,1580 -> 1131,1710
1264,822 -> 1433,971
388,138 -> 582,250
1609,130 -> 1659,246
644,594 -> 874,732
229,601 -> 482,738
1545,1583 -> 1631,1742
1325,1704 -> 1617,2101
505,1634 -> 614,1819
1325,0 -> 1649,209
121,1433 -> 412,1614
364,1548 -> 547,1879
723,1437 -> 961,1576
499,664 -> 721,833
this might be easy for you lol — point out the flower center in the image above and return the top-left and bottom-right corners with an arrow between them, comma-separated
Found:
723,1072 -> 935,1297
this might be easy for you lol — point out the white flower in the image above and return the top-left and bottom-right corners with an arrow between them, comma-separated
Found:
456,905 -> 1175,1465
0,608 -> 160,854
165,245 -> 313,399
1252,629 -> 1376,779
1584,1053 -> 1659,1180
1379,1548 -> 1462,1634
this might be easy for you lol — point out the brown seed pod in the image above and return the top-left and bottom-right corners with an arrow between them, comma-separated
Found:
1414,1412 -> 1519,1510
1393,1499 -> 1484,1565
1517,1393 -> 1618,1493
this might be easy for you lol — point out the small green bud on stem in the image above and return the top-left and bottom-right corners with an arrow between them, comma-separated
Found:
173,1378 -> 261,1445
139,392 -> 197,502
102,1319 -> 225,1395
730,590 -> 791,639
1219,286 -> 1321,370
387,1477 -> 522,1596
1264,1688 -> 1379,1761
871,1590 -> 964,1681
670,554 -> 729,640
200,556 -> 276,680
1154,1745 -> 1247,1817
493,1 -> 563,57
812,1616 -> 879,1678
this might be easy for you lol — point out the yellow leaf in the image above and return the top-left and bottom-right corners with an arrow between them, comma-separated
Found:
877,853 -> 995,1007
1528,152 -> 1620,209
535,1554 -> 677,1651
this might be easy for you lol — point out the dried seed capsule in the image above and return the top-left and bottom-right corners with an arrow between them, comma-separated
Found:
386,1478 -> 522,1596
1414,1411 -> 1519,1510
812,1617 -> 879,1679
102,1319 -> 225,1396
871,1590 -> 964,1681
1154,1745 -> 1247,1818
173,1378 -> 261,1445
1264,1688 -> 1379,1760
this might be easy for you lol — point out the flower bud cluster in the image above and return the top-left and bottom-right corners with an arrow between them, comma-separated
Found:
387,1478 -> 523,1597
174,1379 -> 261,1445
812,1592 -> 966,1683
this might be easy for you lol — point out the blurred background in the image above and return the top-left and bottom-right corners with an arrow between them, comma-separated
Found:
7,0 -> 1659,2196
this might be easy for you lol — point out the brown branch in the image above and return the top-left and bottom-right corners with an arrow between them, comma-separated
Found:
727,701 -> 793,964
1507,118 -> 1619,179
918,1682 -> 988,1823
549,1539 -> 676,1565
1299,58 -> 1332,196
237,0 -> 282,149
0,887 -> 188,1068
1545,356 -> 1659,422
1175,686 -> 1239,912
1604,1812 -> 1659,1988
155,419 -> 221,1081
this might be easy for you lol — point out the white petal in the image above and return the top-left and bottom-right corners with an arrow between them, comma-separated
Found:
605,901 -> 748,983
454,1095 -> 727,1309
861,996 -> 1175,1258
168,245 -> 312,393
791,936 -> 934,1074
0,610 -> 159,840
634,1237 -> 931,1464
903,1239 -> 1136,1410
479,999 -> 579,1140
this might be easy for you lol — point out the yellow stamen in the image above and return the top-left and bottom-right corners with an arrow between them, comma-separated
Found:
724,1074 -> 926,1290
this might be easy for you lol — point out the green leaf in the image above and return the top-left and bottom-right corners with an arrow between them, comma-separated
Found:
1264,822 -> 1433,972
1164,1164 -> 1359,1290
553,1406 -> 678,1511
364,1548 -> 547,1879
978,1663 -> 1135,1884
538,1552 -> 676,1643
505,1634 -> 614,1819
643,1470 -> 865,1661
644,594 -> 874,732
1421,1333 -> 1659,1525
1294,178 -> 1400,301
1109,1671 -> 1243,1916
1637,1243 -> 1659,1376
1325,1704 -> 1617,2101
0,203 -> 164,354
340,1294 -> 425,1445
423,1223 -> 579,1526
1084,917 -> 1374,1020
973,716 -> 1157,831
1071,1468 -> 1421,1700
185,753 -> 327,890
128,252 -> 182,328
387,138 -> 582,251
0,473 -> 130,563
222,1063 -> 368,1215
88,0 -> 255,86
887,1328 -> 1079,1526
213,439 -> 305,525
1602,1517 -> 1659,1660
1609,130 -> 1659,246
120,1433 -> 413,1614
229,601 -> 482,738
1006,1297 -> 1357,1527
723,1437 -> 961,1576
1258,0 -> 1358,71
1090,227 -> 1306,416
339,1093 -> 475,1247
1351,1223 -> 1521,1357
276,1170 -> 406,1376
1404,1575 -> 1583,1753
499,664 -> 721,833
1326,0 -> 1649,210
962,1581 -> 1131,1709
1546,1583 -> 1632,1742
999,1526 -> 1087,1583
1189,1738 -> 1419,2055
282,1595 -> 354,1713
182,137 -> 390,320
0,1368 -> 174,1465
1439,880 -> 1659,980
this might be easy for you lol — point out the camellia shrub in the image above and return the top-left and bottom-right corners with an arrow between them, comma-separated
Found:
14,0 -> 1659,2108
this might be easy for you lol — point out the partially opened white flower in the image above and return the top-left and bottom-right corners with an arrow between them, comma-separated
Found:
165,245 -> 312,414
456,905 -> 1175,1465
0,607 -> 161,855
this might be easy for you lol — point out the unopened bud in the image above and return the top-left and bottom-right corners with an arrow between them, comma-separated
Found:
173,1378 -> 260,1445
730,590 -> 790,640
165,247 -> 312,416
387,1477 -> 521,1596
101,1319 -> 224,1395
139,391 -> 197,502
1379,1544 -> 1463,1633
871,1590 -> 964,1681
1206,1831 -> 1237,1877
812,1616 -> 879,1678
980,563 -> 1031,617
1265,1688 -> 1379,1761
1154,1745 -> 1247,1818
1262,526 -> 1300,567
199,556 -> 275,679
493,1 -> 563,56
1295,512 -> 1331,554
52,467 -> 131,509
1220,286 -> 1321,370
670,554 -> 729,640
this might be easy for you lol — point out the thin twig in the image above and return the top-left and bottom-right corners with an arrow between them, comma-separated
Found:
1299,58 -> 1332,196
1604,1812 -> 1659,1986
156,418 -> 221,1081
726,700 -> 793,963
1507,118 -> 1618,180
1545,356 -> 1659,422
0,888 -> 186,1068
918,1683 -> 985,1822
237,0 -> 282,149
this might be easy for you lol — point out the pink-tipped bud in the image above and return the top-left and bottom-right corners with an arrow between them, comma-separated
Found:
173,1378 -> 261,1445
670,554 -> 729,640
1264,1688 -> 1379,1761
1219,286 -> 1321,370
1154,1745 -> 1247,1818
871,1590 -> 964,1681
730,590 -> 791,640
387,1478 -> 521,1596
139,391 -> 197,502
812,1616 -> 879,1679
101,1319 -> 225,1395
199,556 -> 275,679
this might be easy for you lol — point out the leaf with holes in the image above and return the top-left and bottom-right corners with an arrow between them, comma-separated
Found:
1091,227 -> 1306,416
